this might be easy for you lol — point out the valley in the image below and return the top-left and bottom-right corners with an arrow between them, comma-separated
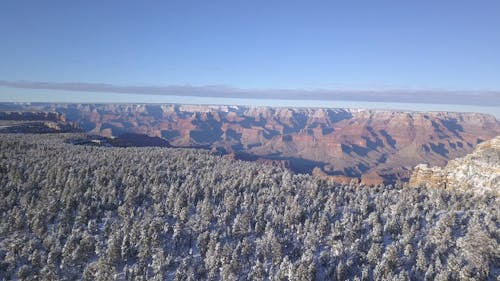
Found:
2,103 -> 499,185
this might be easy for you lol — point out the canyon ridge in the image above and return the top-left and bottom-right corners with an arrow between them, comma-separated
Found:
2,103 -> 499,185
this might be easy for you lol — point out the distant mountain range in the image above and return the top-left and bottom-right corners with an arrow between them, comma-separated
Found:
2,103 -> 499,185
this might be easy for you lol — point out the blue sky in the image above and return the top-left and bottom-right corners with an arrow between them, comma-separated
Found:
1,0 -> 500,91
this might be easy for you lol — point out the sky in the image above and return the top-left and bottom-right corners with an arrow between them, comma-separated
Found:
1,1 -> 500,94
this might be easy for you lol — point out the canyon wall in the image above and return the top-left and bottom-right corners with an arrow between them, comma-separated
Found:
8,103 -> 500,184
410,136 -> 500,194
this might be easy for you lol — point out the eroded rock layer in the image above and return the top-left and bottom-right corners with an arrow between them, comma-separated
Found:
6,103 -> 500,184
410,136 -> 500,194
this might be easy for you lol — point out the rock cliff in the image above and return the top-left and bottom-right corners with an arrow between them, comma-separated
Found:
0,110 -> 80,133
410,136 -> 500,194
0,111 -> 66,122
6,103 -> 500,185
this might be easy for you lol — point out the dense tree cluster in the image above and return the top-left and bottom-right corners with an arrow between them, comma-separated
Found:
0,133 -> 498,280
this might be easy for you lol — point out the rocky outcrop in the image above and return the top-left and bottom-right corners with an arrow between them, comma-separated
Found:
6,103 -> 500,185
410,136 -> 500,194
0,110 -> 80,134
0,111 -> 66,122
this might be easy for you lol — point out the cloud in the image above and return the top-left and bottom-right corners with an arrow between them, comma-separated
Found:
0,80 -> 499,106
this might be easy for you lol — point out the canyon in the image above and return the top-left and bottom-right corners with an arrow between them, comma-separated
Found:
0,110 -> 80,134
410,136 -> 500,194
2,103 -> 499,185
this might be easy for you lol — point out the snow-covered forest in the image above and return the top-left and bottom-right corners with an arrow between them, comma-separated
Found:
0,133 -> 498,280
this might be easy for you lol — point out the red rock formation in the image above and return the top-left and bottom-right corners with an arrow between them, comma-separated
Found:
17,104 -> 500,184
0,111 -> 66,122
410,136 -> 500,194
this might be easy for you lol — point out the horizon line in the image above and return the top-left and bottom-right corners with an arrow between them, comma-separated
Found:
1,80 -> 500,107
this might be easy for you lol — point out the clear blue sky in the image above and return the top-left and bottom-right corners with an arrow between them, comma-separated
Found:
1,0 -> 499,90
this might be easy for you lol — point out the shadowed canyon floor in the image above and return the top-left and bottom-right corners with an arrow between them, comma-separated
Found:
2,103 -> 499,184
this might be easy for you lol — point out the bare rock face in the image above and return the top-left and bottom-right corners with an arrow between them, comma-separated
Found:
410,136 -> 500,194
7,103 -> 500,185
0,110 -> 80,133
0,111 -> 66,122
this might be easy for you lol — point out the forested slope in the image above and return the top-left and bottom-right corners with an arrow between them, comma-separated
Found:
0,134 -> 498,280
